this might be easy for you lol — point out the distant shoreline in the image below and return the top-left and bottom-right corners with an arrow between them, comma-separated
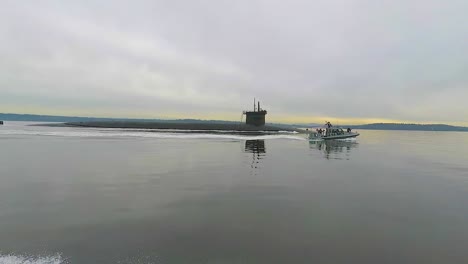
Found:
2,113 -> 467,132
348,123 -> 468,132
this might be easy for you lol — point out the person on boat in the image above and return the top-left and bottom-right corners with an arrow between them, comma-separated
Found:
325,121 -> 332,128
347,128 -> 352,133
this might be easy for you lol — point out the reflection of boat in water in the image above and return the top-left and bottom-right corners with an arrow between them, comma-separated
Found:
309,122 -> 359,140
309,139 -> 358,159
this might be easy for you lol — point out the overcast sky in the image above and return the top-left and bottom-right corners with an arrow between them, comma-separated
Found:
1,0 -> 467,124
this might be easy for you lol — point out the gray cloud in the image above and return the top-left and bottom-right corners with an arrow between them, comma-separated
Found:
1,0 -> 467,123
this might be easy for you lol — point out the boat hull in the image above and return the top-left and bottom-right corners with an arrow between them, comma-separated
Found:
309,132 -> 359,141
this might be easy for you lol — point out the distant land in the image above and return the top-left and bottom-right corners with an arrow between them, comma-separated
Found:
0,113 -> 295,129
1,113 -> 467,132
348,123 -> 468,132
0,113 -> 233,123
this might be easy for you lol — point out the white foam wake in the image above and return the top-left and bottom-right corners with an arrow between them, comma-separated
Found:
0,254 -> 65,264
335,137 -> 357,142
0,129 -> 306,141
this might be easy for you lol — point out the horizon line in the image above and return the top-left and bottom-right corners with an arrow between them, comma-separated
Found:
1,112 -> 467,128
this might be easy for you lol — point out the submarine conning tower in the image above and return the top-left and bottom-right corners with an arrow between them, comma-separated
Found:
243,99 -> 267,126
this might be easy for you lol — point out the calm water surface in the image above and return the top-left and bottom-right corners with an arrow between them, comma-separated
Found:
1,122 -> 468,263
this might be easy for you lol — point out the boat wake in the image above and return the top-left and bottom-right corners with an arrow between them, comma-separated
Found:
335,137 -> 357,142
0,253 -> 65,264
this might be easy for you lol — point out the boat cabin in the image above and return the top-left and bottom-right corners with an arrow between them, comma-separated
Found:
325,128 -> 345,137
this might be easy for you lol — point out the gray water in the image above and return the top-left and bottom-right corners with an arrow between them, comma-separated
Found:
1,122 -> 468,264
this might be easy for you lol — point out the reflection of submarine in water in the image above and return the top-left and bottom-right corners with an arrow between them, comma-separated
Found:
245,140 -> 266,154
309,140 -> 358,159
244,140 -> 266,169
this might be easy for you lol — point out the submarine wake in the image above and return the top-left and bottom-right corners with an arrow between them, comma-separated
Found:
1,126 -> 305,141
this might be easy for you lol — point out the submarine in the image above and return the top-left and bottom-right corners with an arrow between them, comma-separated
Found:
64,100 -> 299,133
